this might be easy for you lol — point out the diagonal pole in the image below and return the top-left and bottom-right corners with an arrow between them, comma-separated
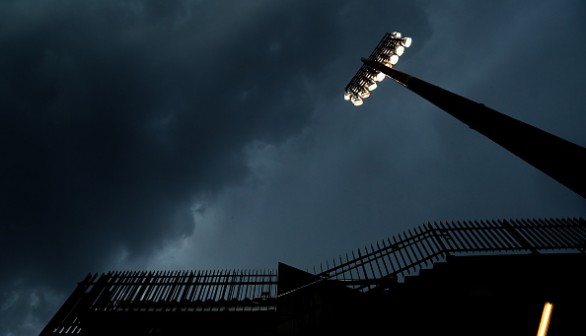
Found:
363,58 -> 586,199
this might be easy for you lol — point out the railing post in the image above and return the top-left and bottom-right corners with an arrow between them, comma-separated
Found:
579,218 -> 586,255
428,222 -> 451,259
500,219 -> 539,254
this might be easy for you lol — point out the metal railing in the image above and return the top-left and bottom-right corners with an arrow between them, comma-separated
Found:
307,217 -> 585,293
41,269 -> 278,335
89,269 -> 277,311
40,217 -> 585,335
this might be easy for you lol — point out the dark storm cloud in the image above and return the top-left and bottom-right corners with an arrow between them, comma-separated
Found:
0,0 -> 432,333
139,0 -> 586,275
0,1 -> 352,333
2,0 -> 584,335
0,0 -> 317,273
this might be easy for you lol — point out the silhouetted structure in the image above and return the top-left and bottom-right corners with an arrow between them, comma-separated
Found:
42,31 -> 586,335
41,218 -> 586,335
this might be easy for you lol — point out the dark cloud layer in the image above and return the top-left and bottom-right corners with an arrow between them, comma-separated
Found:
0,1 -> 427,333
1,1 -> 584,335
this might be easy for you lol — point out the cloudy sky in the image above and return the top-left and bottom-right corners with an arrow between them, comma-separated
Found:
1,0 -> 585,334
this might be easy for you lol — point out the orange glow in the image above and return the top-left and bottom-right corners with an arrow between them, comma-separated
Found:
537,302 -> 554,336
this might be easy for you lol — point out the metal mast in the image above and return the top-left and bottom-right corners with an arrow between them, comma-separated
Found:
344,32 -> 586,198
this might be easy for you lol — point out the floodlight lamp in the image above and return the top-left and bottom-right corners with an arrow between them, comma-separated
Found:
360,89 -> 370,99
343,31 -> 412,106
395,45 -> 405,56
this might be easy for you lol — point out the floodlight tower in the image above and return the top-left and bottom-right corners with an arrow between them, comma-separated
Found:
344,32 -> 412,106
344,32 -> 586,199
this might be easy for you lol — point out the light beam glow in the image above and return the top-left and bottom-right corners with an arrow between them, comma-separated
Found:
536,302 -> 554,336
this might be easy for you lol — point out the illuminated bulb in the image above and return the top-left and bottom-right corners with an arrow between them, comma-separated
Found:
343,32 -> 412,104
389,54 -> 399,65
395,45 -> 405,56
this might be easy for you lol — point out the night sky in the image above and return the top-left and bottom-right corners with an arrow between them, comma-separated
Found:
1,1 -> 585,334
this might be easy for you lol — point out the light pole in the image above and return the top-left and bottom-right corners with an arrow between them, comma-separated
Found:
345,32 -> 586,199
